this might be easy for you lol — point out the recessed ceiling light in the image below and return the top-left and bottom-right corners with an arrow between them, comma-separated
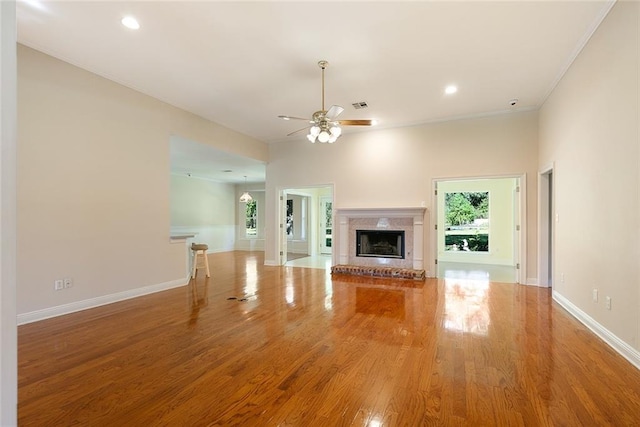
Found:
121,16 -> 140,30
445,85 -> 458,95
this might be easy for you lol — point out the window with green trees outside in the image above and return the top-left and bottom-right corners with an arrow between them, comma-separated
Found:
444,192 -> 489,252
245,200 -> 257,237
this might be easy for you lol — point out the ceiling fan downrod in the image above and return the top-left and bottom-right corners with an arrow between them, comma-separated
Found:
278,59 -> 374,142
318,60 -> 328,113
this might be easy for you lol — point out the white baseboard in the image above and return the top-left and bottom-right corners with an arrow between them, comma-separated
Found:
553,291 -> 640,371
264,259 -> 279,266
17,278 -> 188,325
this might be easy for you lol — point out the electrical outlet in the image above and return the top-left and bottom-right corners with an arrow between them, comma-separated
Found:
54,279 -> 64,291
561,273 -> 565,283
606,296 -> 612,310
593,289 -> 598,302
63,278 -> 73,288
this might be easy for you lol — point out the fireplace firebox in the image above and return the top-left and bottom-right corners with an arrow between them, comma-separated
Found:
356,230 -> 405,259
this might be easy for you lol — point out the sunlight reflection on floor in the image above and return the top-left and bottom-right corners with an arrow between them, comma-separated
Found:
439,262 -> 515,335
285,254 -> 332,270
438,261 -> 516,283
444,277 -> 490,335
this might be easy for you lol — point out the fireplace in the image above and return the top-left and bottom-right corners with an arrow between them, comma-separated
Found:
334,207 -> 427,271
356,230 -> 405,259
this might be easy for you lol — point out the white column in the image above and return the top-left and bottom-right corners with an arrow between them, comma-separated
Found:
338,214 -> 349,264
413,214 -> 424,270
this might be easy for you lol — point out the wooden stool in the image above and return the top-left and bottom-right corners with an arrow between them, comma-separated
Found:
190,243 -> 210,278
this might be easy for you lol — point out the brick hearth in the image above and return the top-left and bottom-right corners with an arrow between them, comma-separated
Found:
331,264 -> 426,280
334,207 -> 428,276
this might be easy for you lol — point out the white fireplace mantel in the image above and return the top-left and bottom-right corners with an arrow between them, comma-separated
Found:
335,207 -> 427,270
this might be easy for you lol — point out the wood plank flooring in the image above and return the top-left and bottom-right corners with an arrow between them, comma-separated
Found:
18,251 -> 640,425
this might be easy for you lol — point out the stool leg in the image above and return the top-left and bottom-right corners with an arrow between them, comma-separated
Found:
203,251 -> 211,277
191,251 -> 198,278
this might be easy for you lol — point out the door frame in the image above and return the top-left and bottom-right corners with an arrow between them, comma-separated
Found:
277,184 -> 334,265
430,173 -> 527,284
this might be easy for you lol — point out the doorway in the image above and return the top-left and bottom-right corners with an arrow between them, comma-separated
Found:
538,166 -> 554,288
278,185 -> 333,267
432,176 -> 525,284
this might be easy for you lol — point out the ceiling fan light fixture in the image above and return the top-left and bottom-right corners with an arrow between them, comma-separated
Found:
282,60 -> 373,144
318,131 -> 330,143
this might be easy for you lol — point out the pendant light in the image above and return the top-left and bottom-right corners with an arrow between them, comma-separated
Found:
239,176 -> 253,202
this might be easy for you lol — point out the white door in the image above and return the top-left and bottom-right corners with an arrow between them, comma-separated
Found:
320,197 -> 333,254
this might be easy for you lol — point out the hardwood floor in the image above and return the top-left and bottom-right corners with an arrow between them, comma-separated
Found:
18,251 -> 640,425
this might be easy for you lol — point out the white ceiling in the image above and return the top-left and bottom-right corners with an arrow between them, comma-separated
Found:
170,135 -> 266,183
17,0 -> 614,182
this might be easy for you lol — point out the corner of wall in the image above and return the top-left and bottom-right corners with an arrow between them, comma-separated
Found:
553,291 -> 640,371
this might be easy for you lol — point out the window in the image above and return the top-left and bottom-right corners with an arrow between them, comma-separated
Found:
444,192 -> 489,252
245,199 -> 257,238
324,200 -> 332,249
286,199 -> 293,237
286,195 -> 309,240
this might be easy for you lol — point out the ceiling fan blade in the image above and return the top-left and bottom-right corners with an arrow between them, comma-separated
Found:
278,115 -> 312,122
325,105 -> 344,119
337,119 -> 374,126
287,126 -> 310,137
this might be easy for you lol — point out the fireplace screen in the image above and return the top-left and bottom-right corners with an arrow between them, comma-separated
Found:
356,230 -> 405,259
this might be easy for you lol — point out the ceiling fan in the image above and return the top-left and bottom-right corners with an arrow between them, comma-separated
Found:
278,60 -> 374,143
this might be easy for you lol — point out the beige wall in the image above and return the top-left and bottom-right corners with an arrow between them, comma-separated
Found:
1,1 -> 18,423
171,174 -> 236,252
171,175 -> 235,226
266,111 -> 539,279
539,1 -> 639,351
17,45 -> 266,317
